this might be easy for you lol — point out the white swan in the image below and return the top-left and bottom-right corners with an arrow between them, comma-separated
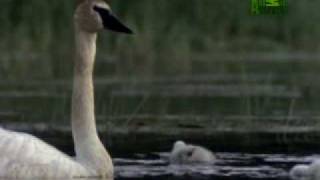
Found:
289,164 -> 310,180
0,0 -> 132,178
169,141 -> 216,164
289,160 -> 320,180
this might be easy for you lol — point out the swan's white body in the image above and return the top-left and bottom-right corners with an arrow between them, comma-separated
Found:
289,164 -> 310,180
0,128 -> 90,178
169,141 -> 216,164
289,160 -> 320,180
0,0 -> 132,178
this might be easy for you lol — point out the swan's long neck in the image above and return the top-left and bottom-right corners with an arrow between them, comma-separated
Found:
72,27 -> 104,163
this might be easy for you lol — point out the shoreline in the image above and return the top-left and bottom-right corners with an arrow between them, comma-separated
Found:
1,121 -> 319,154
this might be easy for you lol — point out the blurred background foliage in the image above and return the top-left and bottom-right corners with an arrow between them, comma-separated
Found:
0,0 -> 319,80
0,0 -> 320,130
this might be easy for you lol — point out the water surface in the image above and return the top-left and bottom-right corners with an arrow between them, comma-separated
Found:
114,152 -> 315,180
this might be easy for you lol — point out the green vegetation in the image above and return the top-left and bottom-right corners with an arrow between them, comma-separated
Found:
0,0 -> 319,79
0,0 -> 320,133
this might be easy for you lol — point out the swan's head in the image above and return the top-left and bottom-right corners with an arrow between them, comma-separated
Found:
171,144 -> 198,164
289,164 -> 310,180
170,141 -> 193,164
75,0 -> 132,34
173,141 -> 187,151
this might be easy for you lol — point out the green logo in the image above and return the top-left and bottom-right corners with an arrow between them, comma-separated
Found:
251,0 -> 288,15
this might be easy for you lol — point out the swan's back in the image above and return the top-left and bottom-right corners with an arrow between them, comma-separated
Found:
289,164 -> 309,180
188,145 -> 215,163
0,128 -> 89,178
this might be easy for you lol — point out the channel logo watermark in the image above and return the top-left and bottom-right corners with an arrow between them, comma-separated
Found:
251,0 -> 288,15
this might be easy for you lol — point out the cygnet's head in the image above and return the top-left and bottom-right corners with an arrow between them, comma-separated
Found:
170,141 -> 195,164
173,141 -> 187,151
74,0 -> 132,33
289,164 -> 310,180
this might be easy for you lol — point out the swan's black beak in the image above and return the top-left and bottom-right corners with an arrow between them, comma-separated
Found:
94,6 -> 133,34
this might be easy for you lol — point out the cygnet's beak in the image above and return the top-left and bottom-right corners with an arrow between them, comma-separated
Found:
94,6 -> 133,34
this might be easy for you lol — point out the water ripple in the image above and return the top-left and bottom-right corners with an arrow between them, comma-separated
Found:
113,152 -> 309,179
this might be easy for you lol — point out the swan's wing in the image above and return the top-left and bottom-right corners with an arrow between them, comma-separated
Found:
0,128 -> 89,178
189,146 -> 215,163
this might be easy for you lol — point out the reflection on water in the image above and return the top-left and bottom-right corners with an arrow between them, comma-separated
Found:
114,152 -> 316,180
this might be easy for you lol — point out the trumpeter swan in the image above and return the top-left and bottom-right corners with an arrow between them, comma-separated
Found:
169,141 -> 216,164
0,0 -> 132,178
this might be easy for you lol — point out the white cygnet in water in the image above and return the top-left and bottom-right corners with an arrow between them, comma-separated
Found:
289,164 -> 310,180
289,160 -> 320,180
169,141 -> 215,164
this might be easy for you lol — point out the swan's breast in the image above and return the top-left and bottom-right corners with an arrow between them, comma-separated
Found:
0,128 -> 90,178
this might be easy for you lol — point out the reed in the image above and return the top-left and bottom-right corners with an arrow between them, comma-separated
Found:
0,0 -> 319,79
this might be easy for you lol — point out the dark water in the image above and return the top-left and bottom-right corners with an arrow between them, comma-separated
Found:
1,73 -> 318,180
1,128 -> 314,180
113,152 -> 315,180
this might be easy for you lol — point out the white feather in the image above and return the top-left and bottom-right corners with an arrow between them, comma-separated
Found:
0,128 -> 90,178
